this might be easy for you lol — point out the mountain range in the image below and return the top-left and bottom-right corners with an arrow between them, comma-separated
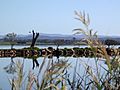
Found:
15,33 -> 84,40
0,33 -> 120,42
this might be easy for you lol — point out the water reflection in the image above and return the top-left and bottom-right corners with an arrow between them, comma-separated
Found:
0,53 -> 112,90
0,46 -> 119,89
4,56 -> 70,89
32,58 -> 39,69
4,57 -> 16,74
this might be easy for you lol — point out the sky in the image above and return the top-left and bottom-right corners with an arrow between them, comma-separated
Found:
0,0 -> 120,36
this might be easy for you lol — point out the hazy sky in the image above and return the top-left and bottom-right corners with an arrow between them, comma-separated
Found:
0,0 -> 120,36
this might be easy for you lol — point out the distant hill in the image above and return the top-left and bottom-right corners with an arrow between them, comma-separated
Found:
15,33 -> 84,41
1,33 -> 120,42
39,33 -> 84,40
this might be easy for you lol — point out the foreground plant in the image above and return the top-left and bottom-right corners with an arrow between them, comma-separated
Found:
34,58 -> 70,90
8,57 -> 70,90
72,11 -> 120,90
9,60 -> 24,90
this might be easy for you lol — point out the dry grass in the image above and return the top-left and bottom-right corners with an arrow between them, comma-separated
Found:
72,11 -> 120,90
8,57 -> 70,90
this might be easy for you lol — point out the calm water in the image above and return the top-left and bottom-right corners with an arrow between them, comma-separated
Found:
0,45 -> 108,90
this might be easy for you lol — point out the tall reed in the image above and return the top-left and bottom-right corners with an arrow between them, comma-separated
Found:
72,11 -> 120,90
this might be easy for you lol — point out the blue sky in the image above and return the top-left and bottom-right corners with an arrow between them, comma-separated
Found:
0,0 -> 120,36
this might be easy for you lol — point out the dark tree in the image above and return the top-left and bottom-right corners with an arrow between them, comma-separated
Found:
53,39 -> 64,46
30,30 -> 39,47
4,32 -> 17,49
105,39 -> 120,48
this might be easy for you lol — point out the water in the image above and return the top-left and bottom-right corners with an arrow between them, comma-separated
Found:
0,45 -> 89,49
0,45 -> 108,89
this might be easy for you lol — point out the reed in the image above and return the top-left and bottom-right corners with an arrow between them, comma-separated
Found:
9,60 -> 24,90
72,11 -> 120,90
8,57 -> 70,90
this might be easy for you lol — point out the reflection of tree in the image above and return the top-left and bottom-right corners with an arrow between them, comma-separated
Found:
32,58 -> 39,69
56,45 -> 60,60
4,58 -> 16,74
